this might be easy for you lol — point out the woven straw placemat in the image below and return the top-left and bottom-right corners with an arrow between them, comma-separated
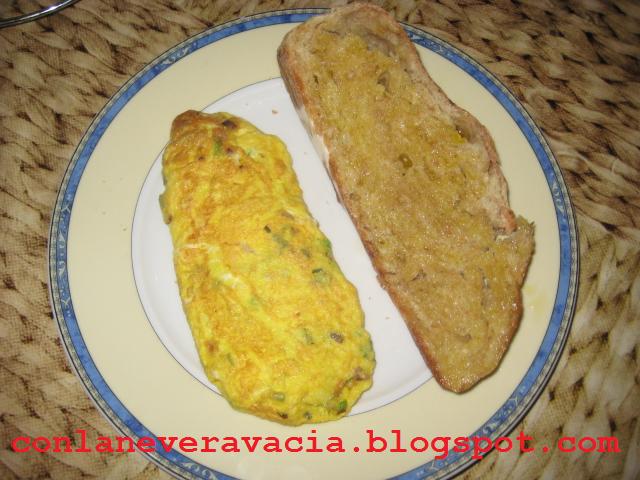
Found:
1,0 -> 638,478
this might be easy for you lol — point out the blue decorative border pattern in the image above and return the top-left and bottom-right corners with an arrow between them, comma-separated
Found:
48,10 -> 578,480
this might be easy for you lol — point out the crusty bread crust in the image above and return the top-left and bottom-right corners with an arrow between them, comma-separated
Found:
278,3 -> 534,392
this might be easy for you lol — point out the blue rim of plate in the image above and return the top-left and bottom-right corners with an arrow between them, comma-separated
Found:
48,9 -> 578,480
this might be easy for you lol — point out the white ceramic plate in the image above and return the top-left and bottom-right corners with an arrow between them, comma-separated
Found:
131,77 -> 430,416
49,10 -> 578,480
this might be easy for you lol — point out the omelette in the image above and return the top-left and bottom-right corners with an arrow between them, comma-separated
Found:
159,111 -> 375,425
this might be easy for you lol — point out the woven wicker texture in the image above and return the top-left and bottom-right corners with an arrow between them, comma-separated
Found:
0,0 -> 638,478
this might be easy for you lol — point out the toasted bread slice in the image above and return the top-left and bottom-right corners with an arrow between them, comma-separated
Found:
278,3 -> 534,392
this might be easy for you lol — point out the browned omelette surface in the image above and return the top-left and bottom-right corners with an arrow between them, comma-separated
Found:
159,111 -> 375,424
